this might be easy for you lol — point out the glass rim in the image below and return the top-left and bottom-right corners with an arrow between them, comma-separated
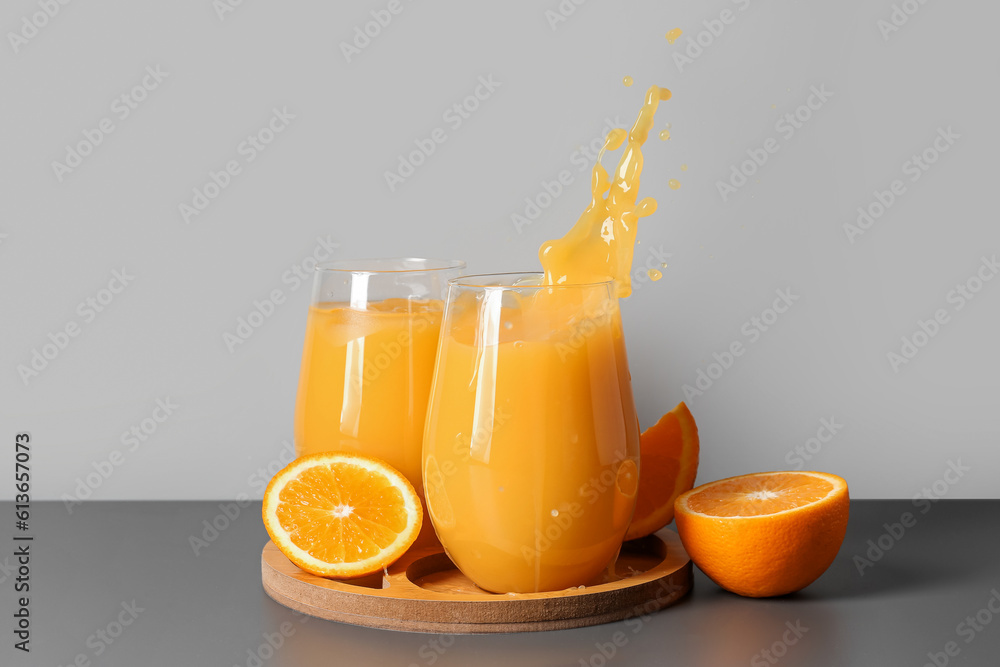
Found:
448,271 -> 616,290
314,258 -> 466,274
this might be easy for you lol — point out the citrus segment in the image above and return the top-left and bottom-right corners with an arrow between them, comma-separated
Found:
262,452 -> 422,579
674,471 -> 849,597
624,401 -> 699,541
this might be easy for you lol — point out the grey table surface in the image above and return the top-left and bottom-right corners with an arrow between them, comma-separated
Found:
2,500 -> 998,666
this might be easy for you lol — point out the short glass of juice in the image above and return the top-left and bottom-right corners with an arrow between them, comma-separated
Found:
422,272 -> 640,593
294,258 -> 465,541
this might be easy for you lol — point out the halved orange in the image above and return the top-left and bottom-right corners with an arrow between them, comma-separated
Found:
674,471 -> 849,597
624,401 -> 699,541
262,452 -> 422,579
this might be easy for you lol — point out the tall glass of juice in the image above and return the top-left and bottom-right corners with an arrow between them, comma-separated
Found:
294,258 -> 465,541
422,273 -> 640,593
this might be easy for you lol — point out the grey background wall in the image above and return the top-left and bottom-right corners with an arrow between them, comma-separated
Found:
2,0 -> 997,501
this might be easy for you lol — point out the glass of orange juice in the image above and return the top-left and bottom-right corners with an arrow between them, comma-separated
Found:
294,258 -> 465,540
422,273 -> 640,593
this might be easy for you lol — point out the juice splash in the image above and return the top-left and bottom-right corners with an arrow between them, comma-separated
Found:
539,85 -> 671,298
665,28 -> 683,44
424,87 -> 673,592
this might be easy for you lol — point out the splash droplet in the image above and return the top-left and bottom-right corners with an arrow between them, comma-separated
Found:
665,28 -> 683,44
636,197 -> 656,218
648,268 -> 662,281
680,164 -> 688,172
623,75 -> 634,87
668,179 -> 681,190
659,129 -> 670,141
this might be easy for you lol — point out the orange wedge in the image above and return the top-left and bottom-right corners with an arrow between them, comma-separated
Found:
262,452 -> 422,579
674,471 -> 849,597
624,401 -> 699,541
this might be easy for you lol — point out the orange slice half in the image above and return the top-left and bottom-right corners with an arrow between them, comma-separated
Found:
262,452 -> 422,579
624,401 -> 699,541
674,471 -> 849,597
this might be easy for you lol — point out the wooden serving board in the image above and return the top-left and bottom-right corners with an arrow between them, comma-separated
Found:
261,530 -> 692,634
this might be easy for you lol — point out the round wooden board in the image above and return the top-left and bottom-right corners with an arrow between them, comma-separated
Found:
261,530 -> 692,634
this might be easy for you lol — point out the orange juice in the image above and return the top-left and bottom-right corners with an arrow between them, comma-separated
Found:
424,283 -> 639,592
294,298 -> 442,492
423,85 -> 669,592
